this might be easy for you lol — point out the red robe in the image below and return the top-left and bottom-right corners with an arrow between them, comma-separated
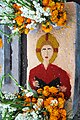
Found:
29,64 -> 71,99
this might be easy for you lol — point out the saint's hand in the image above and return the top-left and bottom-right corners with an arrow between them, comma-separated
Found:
60,86 -> 67,92
33,81 -> 39,88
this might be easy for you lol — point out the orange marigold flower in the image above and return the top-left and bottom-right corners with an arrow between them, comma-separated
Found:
37,88 -> 43,94
43,90 -> 50,96
43,111 -> 47,116
62,116 -> 66,120
56,2 -> 61,10
42,0 -> 50,6
51,108 -> 59,117
59,109 -> 66,117
32,97 -> 37,103
13,4 -> 21,10
48,106 -> 53,113
57,18 -> 66,26
44,86 -> 50,91
51,10 -> 58,18
45,105 -> 53,113
41,22 -> 52,33
26,18 -> 31,24
60,3 -> 64,11
44,97 -> 54,107
14,16 -> 25,26
0,38 -> 3,48
15,11 -> 22,15
18,24 -> 26,30
22,94 -> 27,99
58,92 -> 64,98
25,97 -> 31,102
50,17 -> 58,23
50,115 -> 58,120
48,0 -> 55,7
24,28 -> 29,34
63,12 -> 67,20
58,97 -> 65,108
17,95 -> 21,99
26,103 -> 31,107
44,100 -> 49,107
49,86 -> 58,94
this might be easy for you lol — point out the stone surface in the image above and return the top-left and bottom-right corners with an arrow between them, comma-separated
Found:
0,26 -> 19,93
27,2 -> 80,118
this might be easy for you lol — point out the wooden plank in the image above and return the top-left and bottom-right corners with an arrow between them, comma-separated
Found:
4,26 -> 11,83
0,25 -> 4,80
19,33 -> 27,88
73,3 -> 80,115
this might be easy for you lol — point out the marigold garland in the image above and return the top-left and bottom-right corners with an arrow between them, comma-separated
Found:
0,0 -> 67,37
0,82 -> 67,120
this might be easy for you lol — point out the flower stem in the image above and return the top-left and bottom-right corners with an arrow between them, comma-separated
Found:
0,29 -> 10,37
8,73 -> 24,90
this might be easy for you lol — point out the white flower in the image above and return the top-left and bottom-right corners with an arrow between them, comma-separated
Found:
26,21 -> 37,29
30,111 -> 38,119
6,0 -> 11,3
23,89 -> 28,93
37,98 -> 43,106
26,91 -> 33,97
50,99 -> 58,106
1,16 -> 11,24
22,107 -> 30,112
12,28 -> 19,34
33,104 -> 38,110
15,113 -> 24,120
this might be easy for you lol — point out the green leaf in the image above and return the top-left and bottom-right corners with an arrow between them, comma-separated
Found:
8,74 -> 24,90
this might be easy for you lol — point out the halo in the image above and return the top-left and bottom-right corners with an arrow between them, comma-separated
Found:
36,33 -> 59,63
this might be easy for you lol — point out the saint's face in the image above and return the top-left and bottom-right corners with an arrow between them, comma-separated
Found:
41,45 -> 53,62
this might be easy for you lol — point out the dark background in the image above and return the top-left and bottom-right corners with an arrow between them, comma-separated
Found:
67,0 -> 80,4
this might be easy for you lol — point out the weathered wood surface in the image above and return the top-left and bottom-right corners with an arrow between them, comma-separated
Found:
0,26 -> 19,93
19,33 -> 27,88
